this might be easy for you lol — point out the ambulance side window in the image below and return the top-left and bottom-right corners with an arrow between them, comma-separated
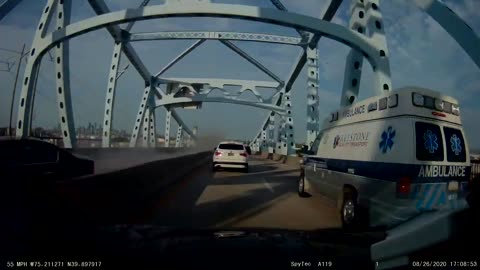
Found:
415,122 -> 444,161
443,127 -> 466,162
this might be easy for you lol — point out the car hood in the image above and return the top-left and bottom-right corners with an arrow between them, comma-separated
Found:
10,225 -> 385,269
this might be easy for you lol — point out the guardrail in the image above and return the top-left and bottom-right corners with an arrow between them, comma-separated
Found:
70,147 -> 187,158
55,151 -> 211,224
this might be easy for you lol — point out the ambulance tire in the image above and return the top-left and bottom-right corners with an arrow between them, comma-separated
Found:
298,176 -> 306,197
340,188 -> 362,230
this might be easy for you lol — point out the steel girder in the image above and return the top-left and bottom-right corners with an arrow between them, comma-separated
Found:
412,0 -> 480,69
252,0 -> 344,152
15,0 -> 58,139
54,0 -> 76,148
164,107 -> 172,147
219,40 -> 284,84
128,31 -> 305,46
154,79 -> 286,118
16,2 -> 389,144
102,0 -> 149,148
159,77 -> 279,102
175,125 -> 183,147
154,39 -> 205,78
0,0 -> 22,21
340,0 -> 367,107
267,111 -> 275,154
365,0 -> 392,93
141,107 -> 151,147
88,0 -> 151,82
149,108 -> 156,147
305,46 -> 319,147
129,85 -> 154,147
276,91 -> 295,155
102,41 -> 123,147
155,96 -> 286,114
90,0 -> 195,146
27,4 -> 388,75
268,0 -> 309,40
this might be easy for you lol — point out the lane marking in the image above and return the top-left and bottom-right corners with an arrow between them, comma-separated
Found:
263,178 -> 274,193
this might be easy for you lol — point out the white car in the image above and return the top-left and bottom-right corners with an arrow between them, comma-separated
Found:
212,141 -> 249,172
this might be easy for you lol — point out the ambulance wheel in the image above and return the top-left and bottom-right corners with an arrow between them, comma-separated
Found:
341,188 -> 359,230
298,176 -> 309,198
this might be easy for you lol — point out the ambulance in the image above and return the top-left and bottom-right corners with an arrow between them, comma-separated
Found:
298,87 -> 471,229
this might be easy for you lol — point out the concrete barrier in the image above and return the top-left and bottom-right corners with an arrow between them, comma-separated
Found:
55,151 -> 211,224
285,156 -> 301,167
256,152 -> 301,168
272,153 -> 285,162
260,152 -> 269,159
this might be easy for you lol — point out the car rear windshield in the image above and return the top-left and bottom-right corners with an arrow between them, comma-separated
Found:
443,127 -> 466,162
218,144 -> 244,150
415,122 -> 444,161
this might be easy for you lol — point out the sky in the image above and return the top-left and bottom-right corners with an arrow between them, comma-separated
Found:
0,0 -> 479,150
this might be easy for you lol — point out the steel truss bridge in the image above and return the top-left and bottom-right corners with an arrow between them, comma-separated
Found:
1,0 -> 479,154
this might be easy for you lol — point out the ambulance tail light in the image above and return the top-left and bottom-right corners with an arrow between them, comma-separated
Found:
397,177 -> 411,196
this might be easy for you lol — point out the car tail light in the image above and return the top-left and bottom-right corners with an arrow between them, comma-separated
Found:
215,151 -> 222,156
240,152 -> 248,157
397,177 -> 411,194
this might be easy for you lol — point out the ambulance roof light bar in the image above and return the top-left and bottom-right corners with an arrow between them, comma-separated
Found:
412,92 -> 460,116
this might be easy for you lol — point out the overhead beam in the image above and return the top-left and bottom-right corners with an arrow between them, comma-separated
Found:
284,0 -> 344,91
89,0 -> 195,144
128,31 -> 304,46
155,96 -> 286,114
219,40 -> 284,84
35,3 -> 382,73
0,0 -> 22,21
88,0 -> 151,81
412,0 -> 480,69
269,0 -> 308,39
124,0 -> 150,32
154,39 -> 205,77
159,77 -> 279,89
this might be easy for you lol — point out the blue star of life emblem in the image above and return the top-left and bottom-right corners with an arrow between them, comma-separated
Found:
450,134 -> 462,155
379,126 -> 395,154
423,130 -> 438,154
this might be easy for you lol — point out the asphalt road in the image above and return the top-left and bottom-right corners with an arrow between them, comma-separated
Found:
147,156 -> 342,230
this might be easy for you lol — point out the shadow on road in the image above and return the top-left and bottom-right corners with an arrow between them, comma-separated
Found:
3,156 -> 304,236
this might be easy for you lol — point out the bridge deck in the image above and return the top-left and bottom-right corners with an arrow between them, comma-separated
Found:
147,156 -> 341,230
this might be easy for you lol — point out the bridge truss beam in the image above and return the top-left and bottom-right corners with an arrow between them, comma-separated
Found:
128,31 -> 305,46
89,0 -> 194,147
412,0 -> 480,69
9,0 -> 477,154
252,0 -> 344,152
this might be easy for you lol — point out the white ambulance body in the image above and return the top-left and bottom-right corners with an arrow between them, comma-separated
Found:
300,87 -> 471,228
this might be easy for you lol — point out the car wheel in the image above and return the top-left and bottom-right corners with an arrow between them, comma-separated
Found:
212,164 -> 217,172
243,165 -> 249,173
341,189 -> 358,230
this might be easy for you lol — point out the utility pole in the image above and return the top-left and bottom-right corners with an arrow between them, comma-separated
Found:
7,44 -> 26,136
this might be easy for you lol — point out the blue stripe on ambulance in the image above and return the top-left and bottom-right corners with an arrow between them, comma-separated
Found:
425,184 -> 441,209
412,183 -> 462,210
